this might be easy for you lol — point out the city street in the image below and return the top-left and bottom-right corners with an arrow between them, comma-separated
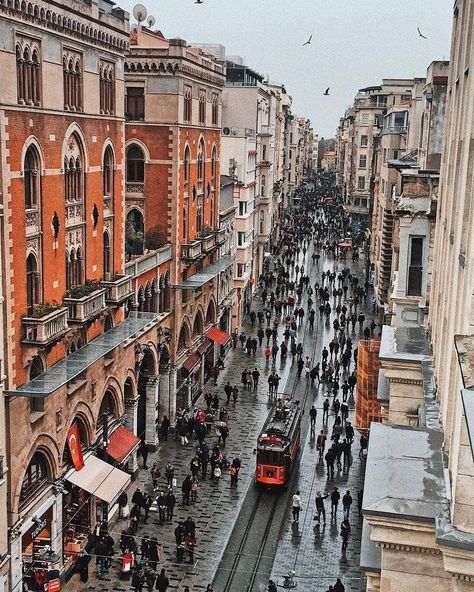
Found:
66,216 -> 374,592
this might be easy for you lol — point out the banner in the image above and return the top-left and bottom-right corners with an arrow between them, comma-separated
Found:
67,423 -> 84,471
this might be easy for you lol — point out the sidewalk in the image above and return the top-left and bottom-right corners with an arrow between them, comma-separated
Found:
66,301 -> 293,591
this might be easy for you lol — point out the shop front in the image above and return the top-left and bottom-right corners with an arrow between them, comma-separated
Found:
21,507 -> 56,592
206,327 -> 232,363
177,353 -> 201,410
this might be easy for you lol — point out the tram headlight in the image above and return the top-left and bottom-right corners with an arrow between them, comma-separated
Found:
266,470 -> 273,478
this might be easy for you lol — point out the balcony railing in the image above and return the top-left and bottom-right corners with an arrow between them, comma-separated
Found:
65,202 -> 84,227
258,125 -> 273,136
181,241 -> 202,261
257,160 -> 272,168
101,276 -> 133,304
214,228 -> 226,246
125,244 -> 173,278
201,235 -> 216,253
25,209 -> 40,236
22,307 -> 69,345
126,182 -> 145,194
383,126 -> 407,135
63,288 -> 107,323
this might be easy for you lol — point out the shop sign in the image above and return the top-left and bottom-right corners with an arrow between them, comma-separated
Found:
67,423 -> 84,471
31,519 -> 47,540
47,578 -> 61,592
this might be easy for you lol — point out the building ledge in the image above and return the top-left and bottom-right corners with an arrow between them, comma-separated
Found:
379,325 -> 431,363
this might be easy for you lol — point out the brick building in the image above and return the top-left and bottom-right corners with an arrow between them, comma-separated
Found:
0,2 -> 171,590
124,27 -> 229,416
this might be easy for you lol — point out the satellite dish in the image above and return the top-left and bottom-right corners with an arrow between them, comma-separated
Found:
133,3 -> 147,23
147,15 -> 156,27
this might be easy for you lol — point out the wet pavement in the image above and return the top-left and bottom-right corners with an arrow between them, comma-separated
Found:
65,233 -> 375,592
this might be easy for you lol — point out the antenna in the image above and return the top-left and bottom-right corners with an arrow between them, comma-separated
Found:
147,15 -> 156,28
132,3 -> 147,24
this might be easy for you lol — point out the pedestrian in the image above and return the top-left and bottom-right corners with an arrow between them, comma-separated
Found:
175,522 -> 185,563
317,429 -> 327,461
165,462 -> 175,488
252,368 -> 260,390
314,491 -> 329,525
191,476 -> 198,502
232,384 -> 239,404
144,567 -> 156,592
224,381 -> 232,405
331,487 -> 340,518
131,566 -> 145,592
334,578 -> 345,592
182,475 -> 192,505
340,519 -> 351,553
157,491 -> 167,522
323,398 -> 330,423
325,445 -> 336,478
267,580 -> 278,592
309,405 -> 317,430
155,568 -> 169,592
342,490 -> 353,520
77,550 -> 90,583
118,490 -> 128,520
150,463 -> 160,491
230,464 -> 238,487
161,415 -> 170,441
292,490 -> 301,522
166,489 -> 176,521
140,440 -> 149,469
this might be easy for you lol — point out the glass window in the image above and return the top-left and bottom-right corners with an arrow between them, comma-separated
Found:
357,176 -> 366,190
125,87 -> 144,120
407,237 -> 423,296
126,145 -> 145,182
360,135 -> 368,147
359,155 -> 367,169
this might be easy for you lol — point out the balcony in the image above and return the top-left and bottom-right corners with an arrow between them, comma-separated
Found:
383,126 -> 408,135
258,125 -> 273,136
25,209 -> 40,236
63,288 -> 107,323
256,160 -> 272,168
101,275 -> 133,305
125,245 -> 173,278
65,202 -> 84,227
181,241 -> 202,261
22,307 -> 69,346
125,182 -> 144,195
201,234 -> 216,253
214,228 -> 226,246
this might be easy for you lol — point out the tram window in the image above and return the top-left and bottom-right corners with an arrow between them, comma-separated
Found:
258,450 -> 281,464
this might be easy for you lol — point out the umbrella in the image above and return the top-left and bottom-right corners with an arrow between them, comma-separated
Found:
215,421 -> 227,428
338,241 -> 353,249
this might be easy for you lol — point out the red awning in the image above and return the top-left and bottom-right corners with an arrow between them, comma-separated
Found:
206,327 -> 231,346
106,426 -> 140,464
182,352 -> 200,373
197,339 -> 213,355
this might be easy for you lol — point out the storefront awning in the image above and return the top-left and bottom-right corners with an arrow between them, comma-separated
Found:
197,339 -> 213,355
66,455 -> 130,505
182,353 -> 200,373
206,327 -> 231,346
105,426 -> 141,464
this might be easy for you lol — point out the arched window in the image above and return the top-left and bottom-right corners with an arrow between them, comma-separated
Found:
198,89 -> 206,124
103,231 -> 111,278
63,55 -> 83,111
206,300 -> 216,325
262,144 -> 267,161
26,253 -> 39,315
126,209 -> 144,258
16,45 -> 24,103
17,43 -> 42,106
126,145 -> 145,183
197,139 -> 205,183
24,145 -> 41,209
211,93 -> 218,126
100,63 -> 115,114
178,323 -> 189,351
183,146 -> 190,188
20,451 -> 51,505
259,210 -> 265,235
193,312 -> 203,337
31,49 -> 41,105
99,390 -> 117,420
103,145 -> 114,197
211,147 -> 217,185
183,86 -> 192,123
261,174 -> 266,197
64,134 -> 84,203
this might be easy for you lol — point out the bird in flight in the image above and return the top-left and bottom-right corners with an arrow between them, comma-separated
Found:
417,27 -> 427,39
302,35 -> 312,46
323,87 -> 330,96
195,0 -> 203,4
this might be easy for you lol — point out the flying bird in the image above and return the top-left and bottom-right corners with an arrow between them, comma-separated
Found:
417,27 -> 427,39
302,35 -> 312,46
195,0 -> 203,4
323,88 -> 330,96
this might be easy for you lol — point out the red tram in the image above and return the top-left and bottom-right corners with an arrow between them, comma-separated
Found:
256,398 -> 301,486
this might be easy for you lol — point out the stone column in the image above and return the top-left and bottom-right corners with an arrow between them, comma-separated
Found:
158,368 -> 170,422
169,365 -> 178,422
145,376 -> 159,450
124,397 -> 139,475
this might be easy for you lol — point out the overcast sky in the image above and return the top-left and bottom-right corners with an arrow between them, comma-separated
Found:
121,0 -> 453,138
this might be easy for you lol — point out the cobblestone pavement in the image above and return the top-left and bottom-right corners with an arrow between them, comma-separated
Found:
66,242 -> 375,592
66,288 -> 296,591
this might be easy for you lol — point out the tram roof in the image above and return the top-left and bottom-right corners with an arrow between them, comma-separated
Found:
260,399 -> 300,440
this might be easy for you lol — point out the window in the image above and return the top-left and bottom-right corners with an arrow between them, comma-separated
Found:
261,174 -> 266,197
196,195 -> 203,234
359,155 -> 367,169
64,133 -> 84,202
407,237 -> 423,296
100,62 -> 115,115
198,90 -> 206,124
237,231 -> 245,246
238,201 -> 247,216
362,113 -> 369,125
16,40 -> 41,106
211,147 -> 217,187
103,231 -> 111,278
125,87 -> 144,120
197,139 -> 205,185
393,149 -> 399,160
357,176 -> 366,190
26,253 -> 40,315
259,210 -> 265,234
126,145 -> 145,183
24,145 -> 41,209
184,86 -> 192,123
66,248 -> 83,289
211,94 -> 218,126
103,146 -> 114,197
63,54 -> 83,111
262,145 -> 267,161
20,451 -> 50,504
401,94 -> 412,102
360,135 -> 368,147
184,146 -> 191,189
237,263 -> 244,277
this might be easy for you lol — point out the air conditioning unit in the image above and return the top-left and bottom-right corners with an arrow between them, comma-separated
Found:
231,128 -> 238,136
223,127 -> 231,135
